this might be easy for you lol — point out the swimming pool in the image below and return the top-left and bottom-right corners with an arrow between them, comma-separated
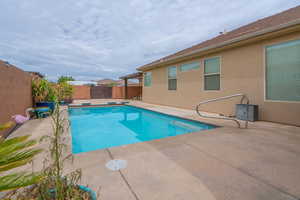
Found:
69,105 -> 216,154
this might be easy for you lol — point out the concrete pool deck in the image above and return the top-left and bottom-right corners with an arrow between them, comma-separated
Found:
5,100 -> 300,200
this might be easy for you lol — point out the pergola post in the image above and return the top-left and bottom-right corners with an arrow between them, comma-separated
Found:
119,72 -> 142,100
124,78 -> 128,99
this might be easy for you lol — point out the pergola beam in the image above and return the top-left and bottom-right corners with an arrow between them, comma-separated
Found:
119,72 -> 143,80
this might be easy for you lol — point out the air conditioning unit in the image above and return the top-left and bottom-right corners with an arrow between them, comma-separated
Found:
236,104 -> 258,122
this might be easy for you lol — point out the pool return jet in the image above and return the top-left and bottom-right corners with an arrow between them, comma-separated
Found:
196,93 -> 250,128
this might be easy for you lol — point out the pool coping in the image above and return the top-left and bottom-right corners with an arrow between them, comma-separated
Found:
68,102 -> 130,108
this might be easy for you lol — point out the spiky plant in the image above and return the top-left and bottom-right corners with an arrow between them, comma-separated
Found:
10,101 -> 90,199
35,102 -> 88,200
0,122 -> 42,192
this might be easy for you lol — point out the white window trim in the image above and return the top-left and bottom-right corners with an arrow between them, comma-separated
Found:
263,38 -> 300,103
167,66 -> 177,91
203,56 -> 222,91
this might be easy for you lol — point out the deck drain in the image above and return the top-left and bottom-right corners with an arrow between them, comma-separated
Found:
106,159 -> 127,171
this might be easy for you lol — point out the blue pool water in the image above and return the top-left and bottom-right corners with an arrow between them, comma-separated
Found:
69,106 -> 215,154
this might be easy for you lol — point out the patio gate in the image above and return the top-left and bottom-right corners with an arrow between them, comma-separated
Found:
90,86 -> 112,99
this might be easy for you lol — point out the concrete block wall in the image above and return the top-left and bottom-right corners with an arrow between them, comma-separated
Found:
0,61 -> 32,135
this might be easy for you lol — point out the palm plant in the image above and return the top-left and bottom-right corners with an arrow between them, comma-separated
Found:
0,122 -> 42,192
2,104 -> 96,199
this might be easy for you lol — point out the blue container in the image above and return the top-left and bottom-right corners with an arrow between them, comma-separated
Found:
78,185 -> 97,200
36,102 -> 55,111
49,185 -> 97,200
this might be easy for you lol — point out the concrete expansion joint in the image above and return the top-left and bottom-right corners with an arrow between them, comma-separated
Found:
105,149 -> 140,200
184,143 -> 300,200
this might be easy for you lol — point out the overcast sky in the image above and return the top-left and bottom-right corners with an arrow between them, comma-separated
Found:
0,0 -> 299,81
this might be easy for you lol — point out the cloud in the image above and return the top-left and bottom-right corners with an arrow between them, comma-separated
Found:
0,0 -> 299,81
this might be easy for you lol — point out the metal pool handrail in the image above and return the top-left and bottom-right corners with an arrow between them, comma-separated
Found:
196,93 -> 249,128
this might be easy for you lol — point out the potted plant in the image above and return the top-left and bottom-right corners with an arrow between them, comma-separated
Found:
57,81 -> 74,105
32,79 -> 57,111
57,76 -> 74,105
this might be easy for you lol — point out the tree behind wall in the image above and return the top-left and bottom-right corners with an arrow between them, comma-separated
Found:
57,76 -> 74,84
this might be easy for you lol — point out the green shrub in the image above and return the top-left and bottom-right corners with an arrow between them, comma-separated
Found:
57,76 -> 74,84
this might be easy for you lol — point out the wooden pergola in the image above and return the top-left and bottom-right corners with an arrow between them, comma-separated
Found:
119,72 -> 143,99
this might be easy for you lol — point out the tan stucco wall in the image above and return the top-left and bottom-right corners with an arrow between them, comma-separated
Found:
112,86 -> 142,99
142,32 -> 300,126
0,61 -> 32,128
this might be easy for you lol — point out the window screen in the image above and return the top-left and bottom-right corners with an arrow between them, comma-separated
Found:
180,62 -> 200,72
204,57 -> 220,90
144,72 -> 152,87
168,66 -> 177,90
266,39 -> 300,101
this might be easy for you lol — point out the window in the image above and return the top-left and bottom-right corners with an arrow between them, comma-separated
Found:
144,72 -> 152,87
180,61 -> 200,72
168,66 -> 177,90
204,57 -> 220,90
266,39 -> 300,101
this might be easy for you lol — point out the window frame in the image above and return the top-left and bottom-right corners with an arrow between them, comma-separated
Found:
144,71 -> 152,87
263,38 -> 300,103
203,56 -> 221,91
167,66 -> 177,91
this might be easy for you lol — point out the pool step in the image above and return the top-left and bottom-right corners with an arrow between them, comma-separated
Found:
171,121 -> 201,131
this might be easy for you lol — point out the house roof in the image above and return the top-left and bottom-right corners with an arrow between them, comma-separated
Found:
97,79 -> 119,85
68,81 -> 97,86
137,5 -> 300,71
97,79 -> 138,86
27,71 -> 44,78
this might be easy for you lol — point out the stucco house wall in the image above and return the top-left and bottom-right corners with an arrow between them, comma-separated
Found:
142,31 -> 300,126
